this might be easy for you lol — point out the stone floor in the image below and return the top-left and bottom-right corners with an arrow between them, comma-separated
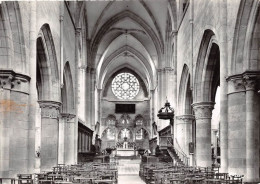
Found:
117,158 -> 145,184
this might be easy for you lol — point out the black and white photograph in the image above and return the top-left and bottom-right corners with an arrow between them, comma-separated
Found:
0,0 -> 258,183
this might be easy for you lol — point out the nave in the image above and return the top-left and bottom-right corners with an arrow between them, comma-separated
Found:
1,0 -> 260,183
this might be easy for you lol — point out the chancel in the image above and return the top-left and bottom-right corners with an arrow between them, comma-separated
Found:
0,0 -> 260,184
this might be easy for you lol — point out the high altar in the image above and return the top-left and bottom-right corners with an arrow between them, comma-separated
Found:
115,140 -> 136,156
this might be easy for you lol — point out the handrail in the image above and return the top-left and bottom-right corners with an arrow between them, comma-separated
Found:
163,137 -> 190,166
175,138 -> 188,157
173,138 -> 189,166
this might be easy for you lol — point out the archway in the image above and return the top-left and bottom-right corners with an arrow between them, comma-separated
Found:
36,24 -> 60,170
59,62 -> 76,165
228,1 -> 260,180
176,64 -> 194,165
193,30 -> 220,167
101,128 -> 116,150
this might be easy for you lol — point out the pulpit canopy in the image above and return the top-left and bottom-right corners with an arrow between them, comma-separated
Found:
157,100 -> 174,120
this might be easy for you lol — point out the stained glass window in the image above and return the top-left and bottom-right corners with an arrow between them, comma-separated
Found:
102,128 -> 115,140
136,129 -> 143,140
112,73 -> 139,99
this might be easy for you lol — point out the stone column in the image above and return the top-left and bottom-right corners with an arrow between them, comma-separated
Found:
86,66 -> 96,131
244,77 -> 259,182
58,113 -> 75,165
38,100 -> 61,170
176,115 -> 194,165
65,114 -> 76,165
192,102 -> 214,167
0,71 -> 30,177
227,77 -> 246,176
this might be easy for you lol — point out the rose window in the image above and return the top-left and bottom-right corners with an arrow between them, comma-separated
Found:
111,73 -> 139,99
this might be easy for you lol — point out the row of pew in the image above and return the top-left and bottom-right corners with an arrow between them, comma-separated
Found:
139,162 -> 244,184
0,161 -> 118,184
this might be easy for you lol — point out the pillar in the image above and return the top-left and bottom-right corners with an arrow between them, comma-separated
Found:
38,100 -> 61,170
0,71 -> 30,177
86,66 -> 96,131
176,115 -> 194,165
58,113 -> 76,165
244,76 -> 259,182
192,102 -> 214,167
227,77 -> 246,176
28,0 -> 38,174
219,0 -> 228,173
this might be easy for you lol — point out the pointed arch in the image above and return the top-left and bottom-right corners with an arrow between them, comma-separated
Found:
98,45 -> 155,90
61,62 -> 75,113
91,10 -> 163,66
37,24 -> 59,100
0,2 -> 26,72
102,67 -> 149,98
178,64 -> 192,115
194,29 -> 220,102
231,0 -> 259,74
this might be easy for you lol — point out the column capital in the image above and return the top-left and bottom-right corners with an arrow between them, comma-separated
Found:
0,69 -> 30,92
243,75 -> 256,91
60,113 -> 75,122
192,102 -> 215,120
176,114 -> 195,122
226,71 -> 260,93
38,100 -> 61,119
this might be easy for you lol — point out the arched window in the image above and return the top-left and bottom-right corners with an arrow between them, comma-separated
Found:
118,128 -> 132,140
106,115 -> 116,126
102,128 -> 115,140
111,73 -> 139,99
135,115 -> 144,126
136,129 -> 144,140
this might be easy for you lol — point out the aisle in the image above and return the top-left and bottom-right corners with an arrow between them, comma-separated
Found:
117,158 -> 145,184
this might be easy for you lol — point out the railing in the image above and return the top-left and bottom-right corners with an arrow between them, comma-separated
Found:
159,136 -> 173,148
159,136 -> 190,166
173,138 -> 190,166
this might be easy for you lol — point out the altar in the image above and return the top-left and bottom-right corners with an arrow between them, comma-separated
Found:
115,140 -> 136,157
116,148 -> 136,156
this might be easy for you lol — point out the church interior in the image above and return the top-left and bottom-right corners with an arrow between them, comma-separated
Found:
0,0 -> 260,183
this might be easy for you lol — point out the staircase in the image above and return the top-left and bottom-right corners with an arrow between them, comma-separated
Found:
159,136 -> 189,166
167,146 -> 185,166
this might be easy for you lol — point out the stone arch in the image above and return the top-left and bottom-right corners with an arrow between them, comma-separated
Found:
0,2 -> 26,72
178,64 -> 192,115
231,0 -> 260,74
101,127 -> 116,140
168,0 -> 178,31
194,29 -> 220,103
36,37 -> 52,100
98,45 -> 155,89
61,62 -> 74,113
37,24 -> 59,100
102,67 -> 149,98
105,114 -> 117,126
245,1 -> 260,71
91,10 -> 163,66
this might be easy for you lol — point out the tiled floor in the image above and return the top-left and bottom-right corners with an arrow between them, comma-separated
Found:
117,158 -> 145,184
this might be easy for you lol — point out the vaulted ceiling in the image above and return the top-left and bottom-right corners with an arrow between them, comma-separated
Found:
76,0 -> 176,91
